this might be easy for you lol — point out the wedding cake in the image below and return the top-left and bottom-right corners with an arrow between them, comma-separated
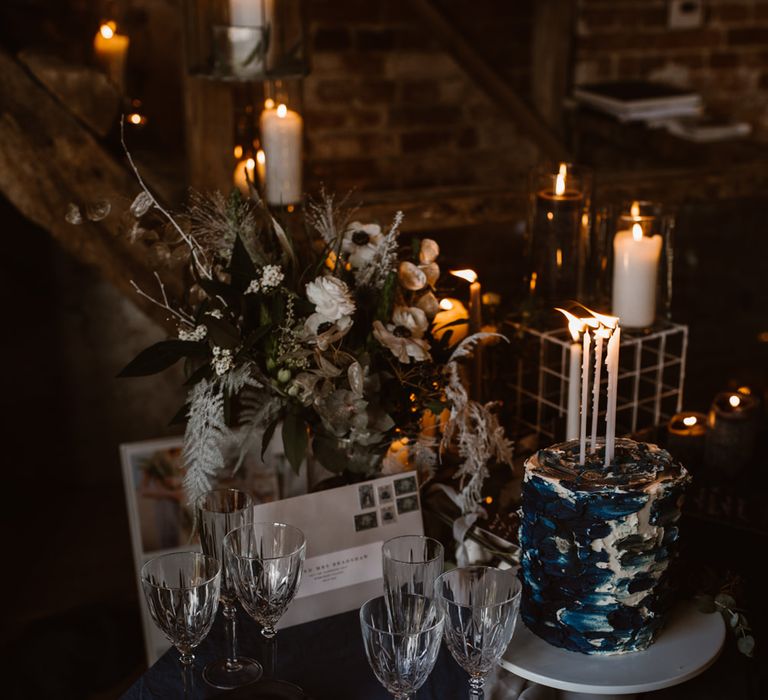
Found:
519,438 -> 690,655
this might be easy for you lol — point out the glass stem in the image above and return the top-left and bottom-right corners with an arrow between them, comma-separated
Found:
223,603 -> 241,671
262,633 -> 277,679
468,674 -> 485,700
179,651 -> 194,700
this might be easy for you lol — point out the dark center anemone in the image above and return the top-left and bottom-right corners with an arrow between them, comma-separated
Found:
351,230 -> 370,246
317,321 -> 334,334
393,325 -> 412,338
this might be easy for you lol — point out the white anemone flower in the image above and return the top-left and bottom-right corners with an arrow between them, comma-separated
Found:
342,222 -> 384,268
304,313 -> 353,351
373,306 -> 431,363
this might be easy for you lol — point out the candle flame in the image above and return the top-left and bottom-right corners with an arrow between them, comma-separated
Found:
683,416 -> 697,426
555,163 -> 567,196
737,386 -> 752,395
729,394 -> 741,408
127,113 -> 143,125
246,158 -> 255,170
580,305 -> 620,329
277,103 -> 288,118
555,307 -> 585,342
264,98 -> 275,110
439,298 -> 453,311
630,201 -> 640,218
99,22 -> 116,39
529,272 -> 537,292
256,149 -> 266,164
632,223 -> 643,242
233,145 -> 243,159
450,269 -> 478,284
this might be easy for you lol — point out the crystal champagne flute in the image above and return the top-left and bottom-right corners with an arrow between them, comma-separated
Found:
197,488 -> 262,688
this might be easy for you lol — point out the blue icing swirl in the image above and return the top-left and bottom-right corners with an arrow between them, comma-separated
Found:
519,438 -> 690,655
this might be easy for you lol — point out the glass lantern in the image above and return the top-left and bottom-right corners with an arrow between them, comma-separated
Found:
526,162 -> 593,309
184,0 -> 307,82
607,201 -> 674,329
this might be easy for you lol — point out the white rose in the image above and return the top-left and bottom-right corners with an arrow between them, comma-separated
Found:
306,275 -> 356,322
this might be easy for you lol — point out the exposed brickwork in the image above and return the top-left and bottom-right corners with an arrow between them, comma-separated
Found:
575,0 -> 768,137
303,0 -> 539,194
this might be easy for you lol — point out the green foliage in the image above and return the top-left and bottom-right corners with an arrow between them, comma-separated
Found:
282,412 -> 308,474
118,340 -> 207,377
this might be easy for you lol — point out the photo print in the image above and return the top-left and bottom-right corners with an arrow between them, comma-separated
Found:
396,494 -> 420,515
354,511 -> 378,532
381,504 -> 397,524
377,483 -> 394,503
394,475 -> 417,496
358,483 -> 376,510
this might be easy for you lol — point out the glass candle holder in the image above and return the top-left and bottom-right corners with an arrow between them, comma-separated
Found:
526,162 -> 593,307
610,201 -> 674,329
705,391 -> 759,478
184,0 -> 307,82
666,411 -> 706,471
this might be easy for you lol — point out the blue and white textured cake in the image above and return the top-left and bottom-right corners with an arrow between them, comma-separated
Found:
519,438 -> 690,655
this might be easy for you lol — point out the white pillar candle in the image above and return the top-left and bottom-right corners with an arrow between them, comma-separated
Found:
260,104 -> 303,206
612,223 -> 662,328
93,23 -> 129,94
604,324 -> 621,466
228,0 -> 266,78
579,330 -> 591,464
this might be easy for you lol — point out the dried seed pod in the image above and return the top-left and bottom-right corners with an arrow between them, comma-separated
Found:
86,200 -> 111,222
416,291 -> 440,319
398,261 -> 427,291
419,238 -> 440,264
421,262 -> 440,287
130,191 -> 154,218
65,203 -> 83,225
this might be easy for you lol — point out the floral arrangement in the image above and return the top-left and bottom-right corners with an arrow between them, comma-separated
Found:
109,135 -> 512,507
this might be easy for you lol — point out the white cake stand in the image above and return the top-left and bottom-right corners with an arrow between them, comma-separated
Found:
499,602 -> 725,700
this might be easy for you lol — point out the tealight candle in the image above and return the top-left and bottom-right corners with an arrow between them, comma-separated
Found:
705,392 -> 759,478
667,412 -> 706,470
260,103 -> 303,206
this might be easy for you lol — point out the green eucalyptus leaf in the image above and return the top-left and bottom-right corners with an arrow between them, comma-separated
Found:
118,340 -> 207,377
311,434 -> 348,474
737,635 -> 755,657
282,414 -> 308,474
204,315 -> 241,349
694,594 -> 716,614
375,272 -> 397,322
729,611 -> 741,628
715,593 -> 736,610
230,232 -> 257,291
168,402 -> 190,426
260,418 -> 280,461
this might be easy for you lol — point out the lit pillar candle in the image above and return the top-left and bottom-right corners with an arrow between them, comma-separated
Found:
667,411 -> 707,468
260,104 -> 303,206
93,22 -> 129,94
432,298 -> 469,345
612,222 -> 662,328
580,329 -> 591,464
233,156 -> 256,196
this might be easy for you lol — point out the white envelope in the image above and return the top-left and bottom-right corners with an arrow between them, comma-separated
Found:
250,471 -> 424,628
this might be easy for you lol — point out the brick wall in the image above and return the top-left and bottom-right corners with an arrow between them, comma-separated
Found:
302,0 -> 539,193
575,0 -> 768,136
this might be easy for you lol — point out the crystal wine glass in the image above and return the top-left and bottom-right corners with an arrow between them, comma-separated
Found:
197,488 -> 262,689
141,552 -> 221,698
435,566 -> 521,700
224,522 -> 306,640
382,535 -> 444,603
360,594 -> 444,700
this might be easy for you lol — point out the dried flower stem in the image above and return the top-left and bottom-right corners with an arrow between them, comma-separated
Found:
120,118 -> 211,279
130,273 -> 195,325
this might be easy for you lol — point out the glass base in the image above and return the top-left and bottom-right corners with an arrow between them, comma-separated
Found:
203,657 -> 263,689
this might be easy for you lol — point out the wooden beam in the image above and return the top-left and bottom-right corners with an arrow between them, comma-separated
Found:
411,0 -> 568,161
0,48 -> 179,331
531,0 -> 574,132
